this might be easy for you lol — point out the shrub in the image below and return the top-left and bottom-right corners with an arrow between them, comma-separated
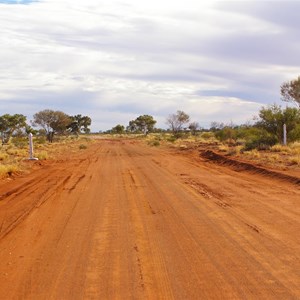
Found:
0,152 -> 8,161
289,156 -> 300,165
219,145 -> 229,152
11,137 -> 27,148
148,140 -> 160,147
268,154 -> 280,162
290,142 -> 300,155
243,132 -> 277,151
290,141 -> 300,149
200,132 -> 215,140
0,164 -> 19,178
244,149 -> 261,158
289,124 -> 300,142
35,136 -> 47,144
167,136 -> 177,143
215,127 -> 236,142
227,146 -> 242,156
6,148 -> 28,157
270,145 -> 291,153
6,148 -> 18,156
36,151 -> 48,160
79,144 -> 87,150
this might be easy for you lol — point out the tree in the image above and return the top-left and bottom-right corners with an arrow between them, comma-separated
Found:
256,104 -> 300,143
32,109 -> 71,142
111,124 -> 125,134
210,121 -> 225,132
68,115 -> 92,135
188,122 -> 200,135
25,125 -> 38,135
128,115 -> 156,135
0,114 -> 27,144
281,76 -> 300,107
126,120 -> 138,133
166,110 -> 190,135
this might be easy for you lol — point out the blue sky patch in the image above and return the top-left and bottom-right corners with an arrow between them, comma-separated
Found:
0,0 -> 38,4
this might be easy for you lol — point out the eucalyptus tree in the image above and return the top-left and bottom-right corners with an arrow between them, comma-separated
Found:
0,114 -> 27,144
32,109 -> 71,142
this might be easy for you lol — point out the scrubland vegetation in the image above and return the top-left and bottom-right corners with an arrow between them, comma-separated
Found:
1,76 -> 300,179
0,135 -> 92,179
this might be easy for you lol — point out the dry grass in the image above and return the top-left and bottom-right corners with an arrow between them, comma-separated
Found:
289,156 -> 300,165
219,145 -> 229,152
144,134 -> 299,170
32,136 -> 93,158
227,146 -> 243,156
0,153 -> 9,161
215,144 -> 243,156
0,135 -> 93,179
36,151 -> 49,160
243,149 -> 261,159
290,141 -> 300,149
267,154 -> 280,162
0,164 -> 20,178
270,145 -> 291,153
289,142 -> 300,155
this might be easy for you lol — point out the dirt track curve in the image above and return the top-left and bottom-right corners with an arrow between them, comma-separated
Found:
0,139 -> 299,299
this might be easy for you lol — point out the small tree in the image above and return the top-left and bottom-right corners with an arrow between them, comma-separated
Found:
68,115 -> 92,135
111,124 -> 125,134
32,109 -> 71,142
210,121 -> 225,132
128,115 -> 156,135
0,114 -> 27,144
256,104 -> 300,143
166,110 -> 190,135
281,76 -> 300,108
188,122 -> 200,135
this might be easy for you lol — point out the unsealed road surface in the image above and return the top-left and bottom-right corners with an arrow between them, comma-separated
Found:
0,140 -> 299,299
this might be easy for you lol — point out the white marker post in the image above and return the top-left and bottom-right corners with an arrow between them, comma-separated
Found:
283,124 -> 287,146
28,133 -> 38,161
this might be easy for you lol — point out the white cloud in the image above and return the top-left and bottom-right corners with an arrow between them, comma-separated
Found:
0,0 -> 299,130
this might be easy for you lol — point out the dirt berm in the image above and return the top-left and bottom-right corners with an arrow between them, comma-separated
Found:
200,149 -> 300,185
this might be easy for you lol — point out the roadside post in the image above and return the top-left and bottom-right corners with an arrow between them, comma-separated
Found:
28,133 -> 39,161
283,124 -> 287,146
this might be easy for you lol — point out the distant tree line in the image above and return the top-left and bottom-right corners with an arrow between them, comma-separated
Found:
107,111 -> 200,136
107,76 -> 300,150
2,76 -> 300,149
0,109 -> 92,144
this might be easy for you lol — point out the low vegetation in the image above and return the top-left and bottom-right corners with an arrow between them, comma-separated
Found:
0,135 -> 92,178
1,76 -> 300,180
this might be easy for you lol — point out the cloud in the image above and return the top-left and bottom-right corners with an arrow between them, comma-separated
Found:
0,0 -> 38,4
215,1 -> 300,31
0,0 -> 299,131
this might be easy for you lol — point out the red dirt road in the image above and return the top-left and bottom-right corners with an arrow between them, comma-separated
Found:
0,140 -> 299,299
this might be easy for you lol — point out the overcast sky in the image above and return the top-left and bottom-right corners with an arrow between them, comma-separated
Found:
0,0 -> 299,131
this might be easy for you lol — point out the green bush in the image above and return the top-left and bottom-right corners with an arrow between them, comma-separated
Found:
167,135 -> 177,143
215,127 -> 236,142
289,124 -> 300,142
243,133 -> 277,151
11,137 -> 27,148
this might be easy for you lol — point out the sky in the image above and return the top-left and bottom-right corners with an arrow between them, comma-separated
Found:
0,0 -> 299,131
